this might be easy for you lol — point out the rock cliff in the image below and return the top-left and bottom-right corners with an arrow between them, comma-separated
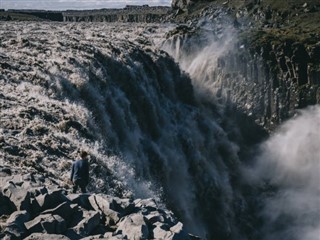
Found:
166,0 -> 320,130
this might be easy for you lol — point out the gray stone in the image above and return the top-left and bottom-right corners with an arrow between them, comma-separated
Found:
4,210 -> 30,238
42,201 -> 76,222
73,210 -> 100,236
80,235 -> 107,240
153,221 -> 190,240
24,233 -> 71,240
170,222 -> 190,239
41,215 -> 66,234
88,194 -> 121,224
144,210 -> 165,224
153,222 -> 174,240
35,190 -> 69,211
115,212 -> 149,240
133,198 -> 158,210
24,214 -> 67,234
67,193 -> 92,210
2,182 -> 31,211
111,197 -> 134,214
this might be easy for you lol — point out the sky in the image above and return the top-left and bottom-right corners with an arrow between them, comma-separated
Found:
0,0 -> 171,10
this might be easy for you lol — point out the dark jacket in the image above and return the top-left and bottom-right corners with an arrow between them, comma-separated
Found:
70,159 -> 89,184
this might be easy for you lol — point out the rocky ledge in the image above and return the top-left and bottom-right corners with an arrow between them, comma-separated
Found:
0,167 -> 199,240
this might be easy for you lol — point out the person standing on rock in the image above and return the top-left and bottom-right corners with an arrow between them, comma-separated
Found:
70,150 -> 89,193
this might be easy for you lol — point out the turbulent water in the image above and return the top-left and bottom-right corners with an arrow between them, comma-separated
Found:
0,21 -> 319,240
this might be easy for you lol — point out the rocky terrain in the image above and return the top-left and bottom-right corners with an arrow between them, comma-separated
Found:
0,166 -> 198,239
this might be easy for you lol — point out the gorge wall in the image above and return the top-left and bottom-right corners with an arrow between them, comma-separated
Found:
166,0 -> 320,130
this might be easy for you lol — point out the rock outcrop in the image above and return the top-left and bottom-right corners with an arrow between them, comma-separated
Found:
0,167 -> 199,240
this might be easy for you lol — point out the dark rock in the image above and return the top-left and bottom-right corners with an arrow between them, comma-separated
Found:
2,182 -> 31,211
35,190 -> 69,211
42,202 -> 76,223
42,215 -> 66,234
24,214 -> 67,235
72,211 -> 100,237
1,168 -> 12,176
67,193 -> 92,210
4,210 -> 30,239
0,192 -> 16,216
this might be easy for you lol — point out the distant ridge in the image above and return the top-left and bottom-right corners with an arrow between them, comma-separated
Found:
0,5 -> 171,22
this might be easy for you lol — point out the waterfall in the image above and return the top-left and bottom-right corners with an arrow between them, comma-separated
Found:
1,20 -> 318,240
0,22 -> 245,239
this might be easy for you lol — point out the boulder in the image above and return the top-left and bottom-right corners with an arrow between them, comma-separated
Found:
104,232 -> 125,239
0,192 -> 16,216
133,198 -> 158,211
24,214 -> 67,234
35,190 -> 69,211
153,221 -> 190,240
42,201 -> 76,222
24,233 -> 71,240
2,182 -> 31,211
115,212 -> 149,239
170,222 -> 190,239
72,210 -> 100,236
3,210 -> 30,239
88,194 -> 121,224
111,196 -> 134,214
144,210 -> 165,224
153,222 -> 175,240
67,193 -> 92,210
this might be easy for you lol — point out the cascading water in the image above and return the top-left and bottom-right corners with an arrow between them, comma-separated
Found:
0,19 -> 318,240
0,22 -> 246,239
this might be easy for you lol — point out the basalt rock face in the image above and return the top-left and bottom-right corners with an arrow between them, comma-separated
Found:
166,0 -> 320,130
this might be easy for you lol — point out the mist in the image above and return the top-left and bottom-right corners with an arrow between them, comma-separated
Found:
246,106 -> 320,240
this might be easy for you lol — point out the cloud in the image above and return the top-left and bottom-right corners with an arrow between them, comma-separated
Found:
1,0 -> 171,10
